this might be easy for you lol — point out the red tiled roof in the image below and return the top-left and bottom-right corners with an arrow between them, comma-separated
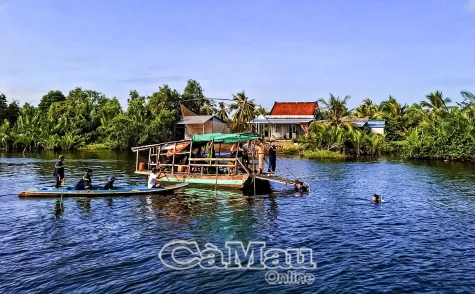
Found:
270,102 -> 318,116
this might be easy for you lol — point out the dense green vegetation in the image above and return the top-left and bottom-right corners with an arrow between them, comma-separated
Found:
2,82 -> 475,160
0,80 -> 257,151
299,91 -> 475,160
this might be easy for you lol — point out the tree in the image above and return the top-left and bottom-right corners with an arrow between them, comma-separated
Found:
148,85 -> 181,118
314,94 -> 354,129
38,90 -> 66,113
216,102 -> 229,121
0,93 -> 7,122
182,79 -> 207,114
421,91 -> 451,115
355,98 -> 383,119
229,91 -> 256,132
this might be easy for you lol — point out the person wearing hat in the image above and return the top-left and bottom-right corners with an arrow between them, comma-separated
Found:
76,169 -> 93,190
104,176 -> 115,190
267,140 -> 277,174
53,155 -> 65,189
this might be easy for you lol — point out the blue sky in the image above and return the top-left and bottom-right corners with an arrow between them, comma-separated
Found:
1,0 -> 474,110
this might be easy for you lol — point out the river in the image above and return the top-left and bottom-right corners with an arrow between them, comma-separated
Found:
1,150 -> 475,293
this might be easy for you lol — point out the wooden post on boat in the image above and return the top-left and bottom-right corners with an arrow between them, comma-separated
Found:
171,142 -> 177,174
148,148 -> 151,170
188,141 -> 193,175
158,145 -> 162,170
252,147 -> 256,196
136,150 -> 139,172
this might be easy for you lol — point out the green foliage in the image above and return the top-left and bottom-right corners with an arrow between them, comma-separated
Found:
229,91 -> 256,132
38,90 -> 66,113
303,149 -> 346,159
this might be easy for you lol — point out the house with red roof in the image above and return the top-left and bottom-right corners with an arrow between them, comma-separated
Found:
249,101 -> 319,139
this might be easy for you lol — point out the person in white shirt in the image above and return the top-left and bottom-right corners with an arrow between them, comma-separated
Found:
148,168 -> 162,188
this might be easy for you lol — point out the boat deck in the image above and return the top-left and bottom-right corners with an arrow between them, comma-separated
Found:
254,173 -> 297,186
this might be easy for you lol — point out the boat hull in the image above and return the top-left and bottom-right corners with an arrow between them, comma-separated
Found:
18,183 -> 188,198
134,172 -> 250,188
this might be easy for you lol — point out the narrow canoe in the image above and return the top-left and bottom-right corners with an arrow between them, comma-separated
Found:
18,183 -> 188,198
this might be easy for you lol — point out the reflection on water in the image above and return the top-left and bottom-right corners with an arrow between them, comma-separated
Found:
2,150 -> 475,293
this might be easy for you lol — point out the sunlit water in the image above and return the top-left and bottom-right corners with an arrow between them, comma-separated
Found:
1,150 -> 475,293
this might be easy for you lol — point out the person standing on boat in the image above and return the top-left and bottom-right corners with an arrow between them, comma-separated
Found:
243,140 -> 254,167
76,169 -> 93,190
255,138 -> 265,174
148,168 -> 162,188
268,140 -> 277,174
53,155 -> 65,189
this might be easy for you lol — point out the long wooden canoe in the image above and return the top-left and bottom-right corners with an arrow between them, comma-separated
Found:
18,183 -> 188,198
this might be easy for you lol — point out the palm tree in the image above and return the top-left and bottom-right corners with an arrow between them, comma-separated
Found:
350,130 -> 367,157
354,98 -> 383,119
310,94 -> 355,134
200,99 -> 216,116
255,106 -> 269,116
421,91 -> 451,114
215,102 -> 229,122
229,91 -> 256,132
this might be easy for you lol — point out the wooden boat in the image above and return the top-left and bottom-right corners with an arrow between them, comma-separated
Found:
131,132 -> 306,190
132,133 -> 262,188
18,183 -> 188,198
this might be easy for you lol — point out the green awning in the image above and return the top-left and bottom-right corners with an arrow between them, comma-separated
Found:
192,133 -> 261,143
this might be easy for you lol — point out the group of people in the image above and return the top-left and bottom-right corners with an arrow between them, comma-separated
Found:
205,138 -> 278,174
52,155 -> 115,191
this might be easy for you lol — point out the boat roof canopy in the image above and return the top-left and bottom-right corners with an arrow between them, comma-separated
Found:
192,133 -> 261,143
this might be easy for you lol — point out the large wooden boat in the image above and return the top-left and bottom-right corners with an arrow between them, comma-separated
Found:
132,133 -> 266,188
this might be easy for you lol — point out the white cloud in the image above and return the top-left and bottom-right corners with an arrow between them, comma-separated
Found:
467,0 -> 475,10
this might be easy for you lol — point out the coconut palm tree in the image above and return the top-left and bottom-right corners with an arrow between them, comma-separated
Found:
316,94 -> 355,129
229,91 -> 256,132
421,91 -> 451,114
215,102 -> 229,122
354,98 -> 383,119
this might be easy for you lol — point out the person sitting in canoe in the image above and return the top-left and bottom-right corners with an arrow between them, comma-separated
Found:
76,169 -> 93,191
53,155 -> 65,189
104,176 -> 115,190
148,168 -> 163,188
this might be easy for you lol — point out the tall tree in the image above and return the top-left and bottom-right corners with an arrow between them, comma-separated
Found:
316,94 -> 354,128
38,90 -> 66,113
354,98 -> 383,119
216,102 -> 229,121
182,79 -> 206,114
5,100 -> 20,126
0,93 -> 7,122
421,91 -> 451,114
229,91 -> 256,132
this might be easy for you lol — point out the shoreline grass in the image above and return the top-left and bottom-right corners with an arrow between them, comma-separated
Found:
303,149 -> 346,159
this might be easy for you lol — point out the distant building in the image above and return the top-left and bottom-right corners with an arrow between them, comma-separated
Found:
249,102 -> 319,139
347,118 -> 386,134
176,105 -> 230,139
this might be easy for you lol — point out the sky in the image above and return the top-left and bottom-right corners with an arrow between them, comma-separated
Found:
1,0 -> 475,110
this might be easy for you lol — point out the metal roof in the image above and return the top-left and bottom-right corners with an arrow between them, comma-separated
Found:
177,116 -> 217,125
249,118 -> 315,124
367,120 -> 385,128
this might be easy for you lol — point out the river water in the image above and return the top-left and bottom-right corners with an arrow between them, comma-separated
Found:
1,150 -> 475,293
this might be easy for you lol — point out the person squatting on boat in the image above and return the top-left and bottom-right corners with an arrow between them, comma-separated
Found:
148,168 -> 165,188
104,176 -> 115,190
53,155 -> 65,189
268,140 -> 277,173
76,169 -> 93,190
